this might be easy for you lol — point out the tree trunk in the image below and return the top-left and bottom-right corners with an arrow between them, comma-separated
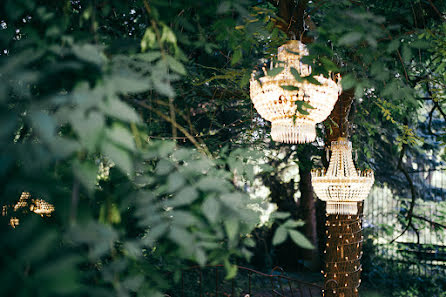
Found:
272,2 -> 363,295
298,145 -> 320,270
323,90 -> 361,297
323,203 -> 363,297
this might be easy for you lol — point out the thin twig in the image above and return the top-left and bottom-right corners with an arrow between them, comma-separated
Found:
427,0 -> 444,18
133,100 -> 212,157
381,25 -> 410,84
390,144 -> 418,243
412,214 -> 446,230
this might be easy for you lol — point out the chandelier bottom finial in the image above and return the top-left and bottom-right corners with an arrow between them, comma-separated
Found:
326,202 -> 359,215
271,120 -> 316,144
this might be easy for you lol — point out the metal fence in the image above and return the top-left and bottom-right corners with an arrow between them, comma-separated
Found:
364,169 -> 446,276
168,265 -> 323,297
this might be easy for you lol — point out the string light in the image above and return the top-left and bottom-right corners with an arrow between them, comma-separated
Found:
324,208 -> 364,297
249,40 -> 341,143
312,137 -> 374,215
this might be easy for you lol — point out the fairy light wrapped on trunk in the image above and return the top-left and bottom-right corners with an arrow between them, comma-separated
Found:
249,40 -> 341,143
311,138 -> 374,215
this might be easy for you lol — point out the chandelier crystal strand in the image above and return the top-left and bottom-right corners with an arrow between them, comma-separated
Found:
249,40 -> 341,144
311,138 -> 374,215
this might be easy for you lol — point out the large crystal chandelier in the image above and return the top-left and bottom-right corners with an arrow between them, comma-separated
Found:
249,40 -> 341,143
311,138 -> 374,215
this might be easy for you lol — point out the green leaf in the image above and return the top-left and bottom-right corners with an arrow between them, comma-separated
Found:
69,110 -> 105,151
355,84 -> 364,98
267,67 -> 284,77
195,248 -> 207,266
296,101 -> 310,115
202,196 -> 220,224
272,212 -> 291,220
153,77 -> 175,97
106,124 -> 135,151
231,47 -> 242,65
136,51 -> 161,62
410,39 -> 430,49
160,25 -> 177,46
72,44 -> 105,66
106,76 -> 152,94
387,39 -> 400,53
224,218 -> 239,242
100,96 -> 141,123
156,159 -> 174,175
219,192 -> 245,210
217,2 -> 231,14
143,223 -> 169,245
141,28 -> 157,52
101,141 -> 133,175
165,55 -> 187,75
224,260 -> 238,279
320,57 -> 339,72
288,229 -> 314,249
165,186 -> 199,207
341,74 -> 356,90
283,219 -> 305,228
169,226 -> 194,255
338,32 -> 362,46
280,85 -> 299,91
167,172 -> 186,193
171,210 -> 199,226
272,226 -> 287,245
197,176 -> 231,192
73,160 -> 98,194
402,44 -> 412,62
30,111 -> 56,143
302,102 -> 315,109
290,67 -> 303,82
305,75 -> 322,85
122,274 -> 144,292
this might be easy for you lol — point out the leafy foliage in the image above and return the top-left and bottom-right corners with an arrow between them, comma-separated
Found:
0,1 -> 313,296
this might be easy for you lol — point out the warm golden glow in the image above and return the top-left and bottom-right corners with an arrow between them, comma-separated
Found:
2,192 -> 55,228
311,138 -> 374,214
30,199 -> 55,217
249,40 -> 341,143
9,217 -> 19,228
14,191 -> 30,211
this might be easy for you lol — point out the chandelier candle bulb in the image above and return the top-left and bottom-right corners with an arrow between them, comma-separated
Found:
249,40 -> 341,144
311,137 -> 374,215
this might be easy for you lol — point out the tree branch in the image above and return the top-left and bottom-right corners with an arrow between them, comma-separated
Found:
427,83 -> 446,122
132,100 -> 212,157
427,0 -> 444,19
412,214 -> 446,230
275,0 -> 309,39
390,143 -> 418,243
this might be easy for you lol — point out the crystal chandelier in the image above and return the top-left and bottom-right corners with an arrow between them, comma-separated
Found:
249,40 -> 341,143
311,138 -> 374,215
30,199 -> 55,217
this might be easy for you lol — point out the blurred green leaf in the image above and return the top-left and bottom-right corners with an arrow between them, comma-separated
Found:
289,229 -> 314,249
272,226 -> 287,245
267,67 -> 284,77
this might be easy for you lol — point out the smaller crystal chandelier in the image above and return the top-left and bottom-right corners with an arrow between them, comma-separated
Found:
30,199 -> 55,217
249,40 -> 341,144
311,138 -> 374,215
